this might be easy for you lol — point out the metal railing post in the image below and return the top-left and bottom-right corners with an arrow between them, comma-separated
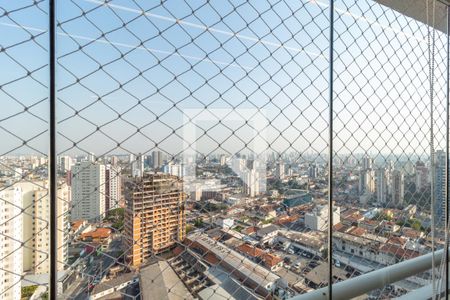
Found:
327,1 -> 335,299
290,249 -> 448,300
445,6 -> 450,300
49,0 -> 57,298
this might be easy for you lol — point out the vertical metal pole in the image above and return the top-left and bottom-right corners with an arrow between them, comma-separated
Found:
49,0 -> 57,298
446,5 -> 450,299
327,0 -> 335,299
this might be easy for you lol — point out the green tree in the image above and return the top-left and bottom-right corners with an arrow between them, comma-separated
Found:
194,218 -> 204,227
105,208 -> 124,222
21,286 -> 38,298
409,218 -> 422,231
186,224 -> 194,233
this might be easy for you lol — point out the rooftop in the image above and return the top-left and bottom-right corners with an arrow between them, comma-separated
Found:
304,263 -> 348,286
91,272 -> 136,295
187,233 -> 280,289
140,261 -> 194,300
81,227 -> 112,240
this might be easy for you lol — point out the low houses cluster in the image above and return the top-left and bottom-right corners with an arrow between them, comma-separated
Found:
333,230 -> 420,266
277,230 -> 326,257
81,227 -> 112,244
256,225 -> 279,244
236,243 -> 283,271
71,219 -> 92,237
186,233 -> 281,298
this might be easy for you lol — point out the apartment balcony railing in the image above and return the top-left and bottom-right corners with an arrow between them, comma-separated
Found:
2,0 -> 450,299
294,247 -> 448,300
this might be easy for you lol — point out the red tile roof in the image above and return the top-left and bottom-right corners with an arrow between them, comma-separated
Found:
275,215 -> 299,225
81,227 -> 111,240
172,246 -> 184,256
387,236 -> 407,247
348,227 -> 366,236
236,243 -> 282,268
379,244 -> 420,260
236,243 -> 265,257
402,228 -> 423,239
262,253 -> 283,267
243,226 -> 258,235
71,220 -> 85,231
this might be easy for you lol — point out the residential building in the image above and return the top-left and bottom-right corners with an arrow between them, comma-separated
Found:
162,162 -> 185,178
308,164 -> 318,179
152,151 -> 165,170
434,150 -> 446,225
305,204 -> 341,231
58,155 -> 73,174
362,155 -> 373,170
215,218 -> 234,229
275,161 -> 285,180
376,168 -> 387,204
187,233 -> 280,297
220,155 -> 228,166
359,169 -> 375,195
236,243 -> 283,271
105,164 -> 122,211
131,153 -> 144,177
124,174 -> 186,267
31,183 -> 70,274
243,168 -> 261,197
0,186 -> 23,300
391,170 -> 404,208
415,160 -> 428,190
256,225 -> 279,244
70,161 -> 106,221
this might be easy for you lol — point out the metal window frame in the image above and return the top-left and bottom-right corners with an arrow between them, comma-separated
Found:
49,0 -> 57,298
43,1 -> 450,299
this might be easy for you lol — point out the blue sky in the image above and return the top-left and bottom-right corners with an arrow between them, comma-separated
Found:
0,0 -> 447,161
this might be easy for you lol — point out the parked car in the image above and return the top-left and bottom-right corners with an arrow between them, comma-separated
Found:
301,251 -> 312,258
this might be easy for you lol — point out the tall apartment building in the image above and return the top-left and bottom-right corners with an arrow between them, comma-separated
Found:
105,164 -> 122,211
110,155 -> 118,166
131,153 -> 144,177
243,169 -> 260,198
17,181 -> 44,273
30,183 -> 70,274
435,150 -> 446,224
220,154 -> 228,166
231,157 -> 246,174
308,164 -> 318,179
70,161 -> 106,221
415,160 -> 429,190
0,186 -> 23,300
58,155 -> 73,174
22,181 -> 70,274
376,168 -> 387,204
362,155 -> 373,170
391,170 -> 405,208
241,159 -> 265,197
359,169 -> 375,195
124,174 -> 186,267
152,151 -> 165,170
275,161 -> 285,180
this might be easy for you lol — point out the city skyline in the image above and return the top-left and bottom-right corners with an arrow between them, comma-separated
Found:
1,0 -> 447,156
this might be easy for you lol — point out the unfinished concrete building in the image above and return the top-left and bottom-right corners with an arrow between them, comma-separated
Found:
124,173 -> 186,267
